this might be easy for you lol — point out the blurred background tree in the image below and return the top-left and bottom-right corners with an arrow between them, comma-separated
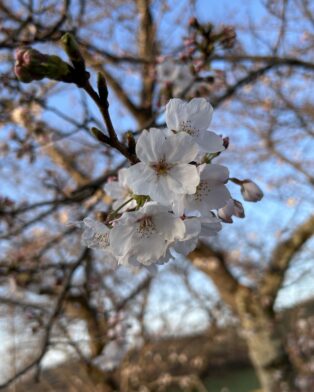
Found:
0,0 -> 313,391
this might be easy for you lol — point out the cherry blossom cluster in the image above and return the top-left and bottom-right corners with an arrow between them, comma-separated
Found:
156,18 -> 235,103
81,98 -> 263,272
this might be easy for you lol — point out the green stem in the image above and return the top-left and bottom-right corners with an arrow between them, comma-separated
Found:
108,198 -> 134,221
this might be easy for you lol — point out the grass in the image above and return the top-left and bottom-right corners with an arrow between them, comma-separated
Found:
204,367 -> 260,392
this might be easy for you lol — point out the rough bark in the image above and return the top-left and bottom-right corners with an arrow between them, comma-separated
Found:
188,243 -> 301,392
235,288 -> 299,392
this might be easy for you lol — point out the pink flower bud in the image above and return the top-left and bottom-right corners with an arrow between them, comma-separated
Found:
223,137 -> 229,149
189,17 -> 199,28
218,199 -> 234,223
233,199 -> 245,218
14,47 -> 73,84
241,180 -> 263,202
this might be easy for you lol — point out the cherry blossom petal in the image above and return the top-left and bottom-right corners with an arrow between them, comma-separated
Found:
197,130 -> 224,153
199,163 -> 229,185
167,164 -> 200,195
163,132 -> 199,164
135,128 -> 167,163
166,98 -> 213,132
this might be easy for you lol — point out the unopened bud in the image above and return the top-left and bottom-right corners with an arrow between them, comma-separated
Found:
125,131 -> 136,155
241,180 -> 263,202
223,137 -> 229,149
60,33 -> 85,73
218,199 -> 234,223
91,127 -> 110,144
233,199 -> 245,218
189,17 -> 199,29
14,47 -> 73,83
97,72 -> 109,104
220,26 -> 236,49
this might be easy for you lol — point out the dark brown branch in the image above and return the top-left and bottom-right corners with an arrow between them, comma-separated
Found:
212,64 -> 274,108
0,248 -> 89,390
82,80 -> 138,163
136,0 -> 156,115
188,242 -> 244,310
211,55 -> 314,71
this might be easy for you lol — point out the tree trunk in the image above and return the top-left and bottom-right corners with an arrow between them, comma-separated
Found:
235,288 -> 299,392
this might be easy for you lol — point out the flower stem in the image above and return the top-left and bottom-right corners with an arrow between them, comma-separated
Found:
107,198 -> 134,221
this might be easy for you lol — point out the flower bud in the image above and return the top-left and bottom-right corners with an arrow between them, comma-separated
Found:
241,180 -> 263,202
14,47 -> 73,83
223,136 -> 229,149
233,199 -> 245,218
91,127 -> 110,144
124,131 -> 136,155
220,26 -> 236,49
189,17 -> 199,29
218,199 -> 234,223
97,72 -> 109,103
60,33 -> 85,73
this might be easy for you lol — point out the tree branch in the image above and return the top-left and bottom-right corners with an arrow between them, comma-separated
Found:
259,214 -> 314,310
0,248 -> 89,390
188,243 -> 244,310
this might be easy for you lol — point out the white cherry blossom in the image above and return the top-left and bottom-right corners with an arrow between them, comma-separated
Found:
104,168 -> 137,212
173,216 -> 222,256
110,202 -> 185,266
124,128 -> 199,206
157,61 -> 194,96
79,97 -> 264,272
81,218 -> 118,267
166,98 -> 224,153
157,60 -> 178,84
173,163 -> 231,216
172,217 -> 201,256
172,64 -> 194,96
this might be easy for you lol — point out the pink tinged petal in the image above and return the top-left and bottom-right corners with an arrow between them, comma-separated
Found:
199,163 -> 229,184
163,132 -> 199,164
233,199 -> 245,218
167,164 -> 200,194
218,199 -> 235,223
196,130 -> 224,153
135,128 -> 167,163
241,181 -> 263,202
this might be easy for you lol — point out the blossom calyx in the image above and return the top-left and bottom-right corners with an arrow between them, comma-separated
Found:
241,180 -> 263,202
